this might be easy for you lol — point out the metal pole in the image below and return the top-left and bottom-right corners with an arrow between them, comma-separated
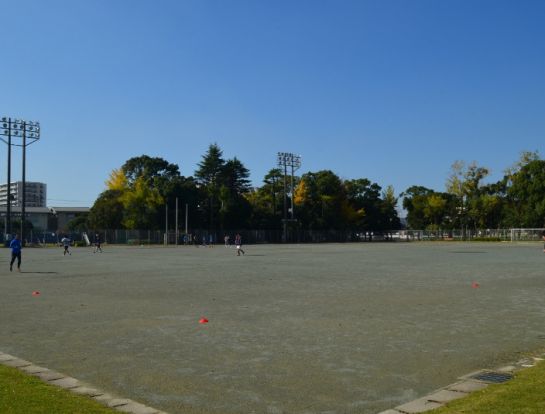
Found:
165,203 -> 168,246
209,196 -> 213,233
283,163 -> 287,242
6,118 -> 11,238
175,197 -> 178,245
185,203 -> 188,235
290,164 -> 295,220
21,125 -> 26,244
283,163 -> 287,221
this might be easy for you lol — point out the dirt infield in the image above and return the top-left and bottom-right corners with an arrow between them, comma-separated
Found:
1,242 -> 545,413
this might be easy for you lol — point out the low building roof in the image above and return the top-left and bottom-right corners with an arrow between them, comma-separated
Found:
0,206 -> 50,214
49,207 -> 90,213
0,206 -> 90,214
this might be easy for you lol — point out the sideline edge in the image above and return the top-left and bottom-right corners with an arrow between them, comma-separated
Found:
0,351 -> 167,414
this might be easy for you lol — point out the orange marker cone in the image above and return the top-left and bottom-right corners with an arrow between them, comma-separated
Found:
199,317 -> 209,324
471,282 -> 480,288
32,291 -> 40,296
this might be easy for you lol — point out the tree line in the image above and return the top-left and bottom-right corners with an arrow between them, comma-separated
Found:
402,151 -> 545,230
79,144 -> 400,232
75,146 -> 544,232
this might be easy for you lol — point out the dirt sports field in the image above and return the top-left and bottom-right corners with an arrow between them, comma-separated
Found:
1,242 -> 545,414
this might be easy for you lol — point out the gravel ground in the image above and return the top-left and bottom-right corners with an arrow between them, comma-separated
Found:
1,242 -> 545,414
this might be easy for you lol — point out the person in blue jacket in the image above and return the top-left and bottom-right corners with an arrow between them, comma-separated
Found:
9,234 -> 22,272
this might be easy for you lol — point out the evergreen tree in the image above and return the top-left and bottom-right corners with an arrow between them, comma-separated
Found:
194,144 -> 226,230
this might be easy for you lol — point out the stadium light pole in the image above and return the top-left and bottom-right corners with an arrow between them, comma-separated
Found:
0,117 -> 41,244
277,152 -> 302,242
165,203 -> 168,246
175,197 -> 178,246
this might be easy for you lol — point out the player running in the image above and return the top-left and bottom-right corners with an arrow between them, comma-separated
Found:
94,233 -> 103,253
61,236 -> 72,256
9,234 -> 22,272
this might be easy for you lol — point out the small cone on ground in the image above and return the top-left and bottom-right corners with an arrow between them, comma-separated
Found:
199,317 -> 209,324
32,291 -> 40,296
471,282 -> 480,288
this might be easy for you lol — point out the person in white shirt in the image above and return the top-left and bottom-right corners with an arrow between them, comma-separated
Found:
61,236 -> 72,256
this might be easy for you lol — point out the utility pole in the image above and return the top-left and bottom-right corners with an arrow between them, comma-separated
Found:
185,203 -> 188,235
165,204 -> 168,246
175,197 -> 178,245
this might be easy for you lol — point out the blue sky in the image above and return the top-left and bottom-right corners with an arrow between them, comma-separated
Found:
1,0 -> 544,207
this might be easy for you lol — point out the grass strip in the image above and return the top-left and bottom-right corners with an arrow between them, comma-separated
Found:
0,364 -> 118,414
433,360 -> 545,414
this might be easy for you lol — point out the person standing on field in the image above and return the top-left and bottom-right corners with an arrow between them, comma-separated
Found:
235,233 -> 245,256
94,233 -> 103,253
9,234 -> 22,272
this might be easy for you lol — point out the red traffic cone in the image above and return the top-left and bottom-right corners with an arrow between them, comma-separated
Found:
471,282 -> 480,289
199,317 -> 209,324
32,291 -> 40,296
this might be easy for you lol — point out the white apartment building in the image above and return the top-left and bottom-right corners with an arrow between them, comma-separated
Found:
0,181 -> 47,207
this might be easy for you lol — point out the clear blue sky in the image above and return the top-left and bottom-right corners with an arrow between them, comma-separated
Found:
1,0 -> 544,207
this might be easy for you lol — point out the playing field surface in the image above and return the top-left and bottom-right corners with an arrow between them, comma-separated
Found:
1,242 -> 545,414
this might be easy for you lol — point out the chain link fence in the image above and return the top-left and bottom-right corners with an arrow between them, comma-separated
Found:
4,228 -> 545,246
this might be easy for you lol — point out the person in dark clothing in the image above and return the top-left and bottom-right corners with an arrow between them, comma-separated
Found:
94,233 -> 103,253
235,233 -> 245,256
9,234 -> 22,272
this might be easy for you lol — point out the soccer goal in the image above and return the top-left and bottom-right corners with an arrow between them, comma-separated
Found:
509,228 -> 545,242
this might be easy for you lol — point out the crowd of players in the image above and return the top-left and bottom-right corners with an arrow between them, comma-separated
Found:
8,231 -> 245,272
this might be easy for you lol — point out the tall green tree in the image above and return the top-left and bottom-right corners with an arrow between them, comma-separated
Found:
194,144 -> 225,230
401,185 -> 435,230
121,155 -> 180,191
218,157 -> 252,229
344,178 -> 383,230
245,169 -> 284,229
263,168 -> 283,219
380,185 -> 401,231
91,155 -> 195,230
294,170 -> 348,229
89,190 -> 125,229
504,159 -> 545,227
120,177 -> 164,229
446,161 -> 489,229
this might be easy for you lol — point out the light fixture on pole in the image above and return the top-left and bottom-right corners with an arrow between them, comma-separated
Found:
277,152 -> 302,242
1,117 -> 41,243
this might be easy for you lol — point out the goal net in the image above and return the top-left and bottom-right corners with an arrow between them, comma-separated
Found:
509,228 -> 545,242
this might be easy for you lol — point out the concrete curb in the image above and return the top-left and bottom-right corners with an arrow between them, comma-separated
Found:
0,351 -> 168,414
2,348 -> 543,414
377,352 -> 545,413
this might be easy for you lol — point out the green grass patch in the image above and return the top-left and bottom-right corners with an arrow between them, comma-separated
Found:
0,364 -> 117,414
433,360 -> 545,414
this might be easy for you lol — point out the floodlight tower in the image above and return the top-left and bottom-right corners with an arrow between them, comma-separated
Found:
0,117 -> 41,243
277,152 -> 302,242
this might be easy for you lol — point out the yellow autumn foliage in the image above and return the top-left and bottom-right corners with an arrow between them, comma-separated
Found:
293,180 -> 308,205
106,169 -> 128,191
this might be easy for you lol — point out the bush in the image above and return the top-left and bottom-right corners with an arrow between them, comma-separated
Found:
471,237 -> 502,242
